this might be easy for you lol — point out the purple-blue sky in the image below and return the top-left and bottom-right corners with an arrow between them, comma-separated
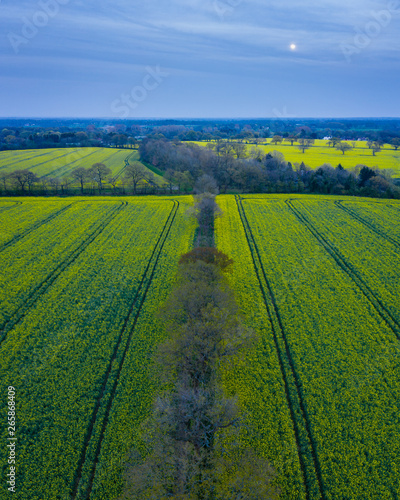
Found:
1,0 -> 400,118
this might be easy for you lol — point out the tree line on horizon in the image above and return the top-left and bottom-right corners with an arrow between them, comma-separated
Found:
1,118 -> 400,152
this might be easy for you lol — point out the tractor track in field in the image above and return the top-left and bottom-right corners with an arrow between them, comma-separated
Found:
0,201 -> 22,212
0,149 -> 60,171
3,149 -> 84,175
334,201 -> 400,250
0,203 -> 75,253
114,151 -> 136,181
286,199 -> 400,340
39,149 -> 104,179
236,195 -> 326,500
71,200 -> 179,500
0,202 -> 127,346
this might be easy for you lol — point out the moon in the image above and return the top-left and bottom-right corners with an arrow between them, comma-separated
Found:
290,43 -> 297,50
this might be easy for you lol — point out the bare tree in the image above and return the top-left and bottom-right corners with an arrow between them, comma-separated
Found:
285,134 -> 297,146
194,174 -> 219,195
89,163 -> 111,194
108,175 -> 119,195
26,171 -> 39,194
327,137 -> 341,148
121,253 -> 276,499
0,173 -> 9,194
9,169 -> 38,194
60,176 -> 73,195
249,146 -> 264,162
372,142 -> 382,156
124,162 -> 148,194
390,138 -> 400,150
231,142 -> 248,159
72,167 -> 90,195
40,177 -> 49,195
297,138 -> 315,153
164,169 -> 176,194
48,177 -> 60,194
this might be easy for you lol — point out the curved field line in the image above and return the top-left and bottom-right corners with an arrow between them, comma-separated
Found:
112,151 -> 139,182
112,151 -> 135,180
0,202 -> 127,347
236,196 -> 325,500
335,201 -> 400,250
71,200 -> 179,500
286,199 -> 400,340
0,203 -> 75,253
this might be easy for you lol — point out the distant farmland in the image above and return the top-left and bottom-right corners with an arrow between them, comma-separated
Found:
0,148 -> 165,191
1,141 -> 400,189
195,139 -> 400,176
1,195 -> 400,499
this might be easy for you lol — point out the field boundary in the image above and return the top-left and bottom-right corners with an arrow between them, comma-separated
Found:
236,195 -> 325,500
286,199 -> 400,340
0,202 -> 127,346
335,200 -> 400,250
71,200 -> 180,500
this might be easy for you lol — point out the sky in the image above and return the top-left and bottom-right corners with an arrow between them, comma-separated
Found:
1,0 -> 399,118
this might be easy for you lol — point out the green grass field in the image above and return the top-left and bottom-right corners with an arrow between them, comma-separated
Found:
194,140 -> 400,176
1,195 -> 399,499
0,148 -> 165,187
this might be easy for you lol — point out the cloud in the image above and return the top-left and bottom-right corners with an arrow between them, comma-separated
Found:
0,0 -> 399,117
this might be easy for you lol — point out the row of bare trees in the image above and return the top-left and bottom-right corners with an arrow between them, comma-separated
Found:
121,193 -> 278,498
0,161 -> 156,196
122,252 -> 277,497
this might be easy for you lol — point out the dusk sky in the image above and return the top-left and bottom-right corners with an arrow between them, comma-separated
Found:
1,0 -> 399,118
